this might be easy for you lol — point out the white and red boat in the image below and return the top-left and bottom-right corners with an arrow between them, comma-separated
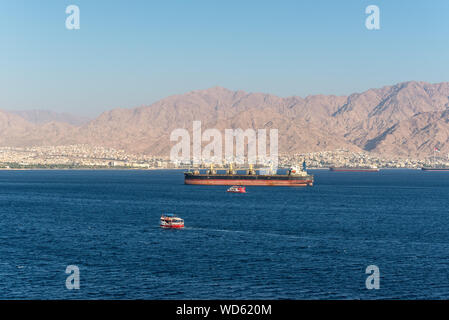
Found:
226,185 -> 246,193
160,214 -> 184,229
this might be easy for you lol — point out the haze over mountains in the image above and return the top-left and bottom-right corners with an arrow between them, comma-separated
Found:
1,81 -> 448,159
8,110 -> 90,126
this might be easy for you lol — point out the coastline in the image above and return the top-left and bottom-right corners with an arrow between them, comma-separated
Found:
0,167 -> 431,171
0,167 -> 184,171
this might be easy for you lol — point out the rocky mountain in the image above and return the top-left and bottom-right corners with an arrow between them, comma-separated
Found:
0,109 -> 79,147
1,81 -> 448,159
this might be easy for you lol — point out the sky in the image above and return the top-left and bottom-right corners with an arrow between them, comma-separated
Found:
0,0 -> 448,117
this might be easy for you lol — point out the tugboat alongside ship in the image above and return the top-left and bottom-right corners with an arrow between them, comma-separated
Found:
184,162 -> 313,187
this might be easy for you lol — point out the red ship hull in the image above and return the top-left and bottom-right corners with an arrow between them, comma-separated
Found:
184,172 -> 314,187
185,178 -> 313,187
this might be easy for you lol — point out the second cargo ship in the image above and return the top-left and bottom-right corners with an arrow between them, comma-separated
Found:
184,163 -> 313,187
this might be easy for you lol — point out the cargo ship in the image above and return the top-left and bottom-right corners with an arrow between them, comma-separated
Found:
421,148 -> 449,171
329,166 -> 379,172
184,163 -> 313,187
421,167 -> 449,171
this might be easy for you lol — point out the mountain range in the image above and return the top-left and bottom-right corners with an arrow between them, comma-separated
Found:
1,81 -> 448,159
7,110 -> 89,126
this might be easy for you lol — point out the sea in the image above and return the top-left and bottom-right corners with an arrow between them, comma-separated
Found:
0,169 -> 448,299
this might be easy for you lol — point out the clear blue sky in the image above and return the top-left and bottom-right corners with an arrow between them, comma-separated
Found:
0,0 -> 448,116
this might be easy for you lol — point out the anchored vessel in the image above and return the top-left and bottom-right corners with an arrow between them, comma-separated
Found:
421,167 -> 449,172
184,163 -> 313,187
421,148 -> 449,171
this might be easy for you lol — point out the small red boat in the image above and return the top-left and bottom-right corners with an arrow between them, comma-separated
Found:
227,186 -> 246,193
160,214 -> 184,229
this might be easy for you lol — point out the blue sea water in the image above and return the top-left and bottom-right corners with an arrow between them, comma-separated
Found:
0,169 -> 448,299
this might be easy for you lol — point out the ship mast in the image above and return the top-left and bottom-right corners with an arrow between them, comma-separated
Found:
434,147 -> 435,168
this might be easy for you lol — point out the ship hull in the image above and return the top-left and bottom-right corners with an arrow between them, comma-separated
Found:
184,173 -> 313,187
421,167 -> 449,171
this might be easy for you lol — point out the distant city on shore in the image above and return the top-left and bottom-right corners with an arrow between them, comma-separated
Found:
0,145 -> 447,169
